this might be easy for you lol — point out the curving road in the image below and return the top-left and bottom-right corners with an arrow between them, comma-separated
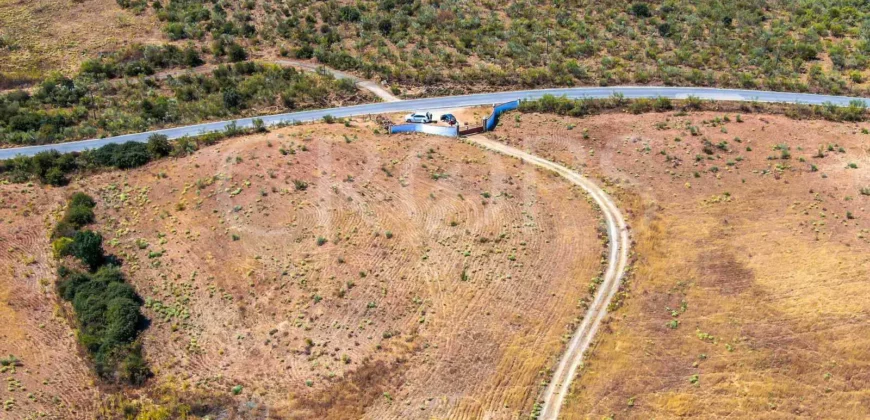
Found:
2,86 -> 869,159
466,135 -> 630,420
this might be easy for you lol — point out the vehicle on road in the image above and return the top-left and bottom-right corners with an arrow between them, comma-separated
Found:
4,88 -> 870,159
405,111 -> 433,123
440,113 -> 458,125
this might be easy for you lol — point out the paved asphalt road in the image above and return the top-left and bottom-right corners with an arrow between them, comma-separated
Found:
2,86 -> 868,159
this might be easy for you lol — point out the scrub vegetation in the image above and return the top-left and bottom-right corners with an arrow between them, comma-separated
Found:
0,121 -> 262,186
108,0 -> 870,96
0,62 -> 362,147
518,93 -> 870,122
52,192 -> 150,385
6,0 -> 870,148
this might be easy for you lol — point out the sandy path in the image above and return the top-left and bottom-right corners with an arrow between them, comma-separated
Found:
466,134 -> 631,420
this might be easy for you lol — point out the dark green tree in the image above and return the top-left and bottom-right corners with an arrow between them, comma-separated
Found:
227,43 -> 248,62
70,230 -> 105,271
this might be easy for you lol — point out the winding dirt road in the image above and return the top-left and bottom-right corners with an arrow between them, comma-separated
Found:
72,58 -> 403,103
272,59 -> 401,103
466,135 -> 630,420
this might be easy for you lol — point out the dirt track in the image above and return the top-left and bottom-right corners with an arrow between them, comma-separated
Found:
466,135 -> 630,419
142,59 -> 402,103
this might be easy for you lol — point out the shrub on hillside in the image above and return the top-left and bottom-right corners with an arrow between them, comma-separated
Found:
91,142 -> 152,169
70,192 -> 96,209
69,230 -> 105,271
65,204 -> 96,228
52,192 -> 150,384
52,237 -> 74,259
146,134 -> 172,158
227,43 -> 248,62
58,265 -> 149,382
630,3 -> 651,17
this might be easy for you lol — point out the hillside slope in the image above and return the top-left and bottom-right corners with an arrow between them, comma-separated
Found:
0,0 -> 162,86
491,109 -> 870,418
0,119 -> 605,418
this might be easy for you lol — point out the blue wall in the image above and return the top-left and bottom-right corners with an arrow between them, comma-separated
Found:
389,123 -> 459,137
485,100 -> 520,131
390,100 -> 519,137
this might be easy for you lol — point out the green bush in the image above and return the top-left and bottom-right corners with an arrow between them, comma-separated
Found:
52,237 -> 74,259
69,230 -> 105,271
91,142 -> 152,169
164,22 -> 187,40
252,118 -> 267,133
70,192 -> 96,209
52,192 -> 97,238
630,3 -> 651,17
44,167 -> 67,186
58,266 -> 148,383
182,45 -> 204,67
227,43 -> 248,62
65,205 -> 96,228
146,134 -> 172,158
52,194 -> 149,384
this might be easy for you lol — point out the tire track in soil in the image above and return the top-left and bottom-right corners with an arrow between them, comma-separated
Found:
0,187 -> 100,418
465,135 -> 631,420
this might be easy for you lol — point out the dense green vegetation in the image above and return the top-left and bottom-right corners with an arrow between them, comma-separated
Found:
113,0 -> 870,97
518,93 -> 869,122
0,123 -> 262,185
52,193 -> 150,384
0,61 -> 360,146
79,44 -> 204,81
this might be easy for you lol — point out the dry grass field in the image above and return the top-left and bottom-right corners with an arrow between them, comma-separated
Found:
0,186 -> 100,417
2,108 -> 869,419
0,119 -> 604,418
491,110 -> 870,418
0,0 -> 162,84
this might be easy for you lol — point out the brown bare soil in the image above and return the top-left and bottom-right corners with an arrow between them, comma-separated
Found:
0,186 -> 99,418
0,0 -> 162,82
490,111 -> 870,418
0,119 -> 603,418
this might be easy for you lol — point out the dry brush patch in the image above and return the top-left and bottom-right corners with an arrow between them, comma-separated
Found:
0,0 -> 163,84
491,111 -> 870,418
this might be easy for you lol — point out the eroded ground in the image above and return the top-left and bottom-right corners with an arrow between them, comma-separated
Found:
491,111 -> 870,418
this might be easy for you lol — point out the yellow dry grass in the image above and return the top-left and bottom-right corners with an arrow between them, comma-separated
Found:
0,119 -> 604,418
0,0 -> 162,80
492,110 -> 870,419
